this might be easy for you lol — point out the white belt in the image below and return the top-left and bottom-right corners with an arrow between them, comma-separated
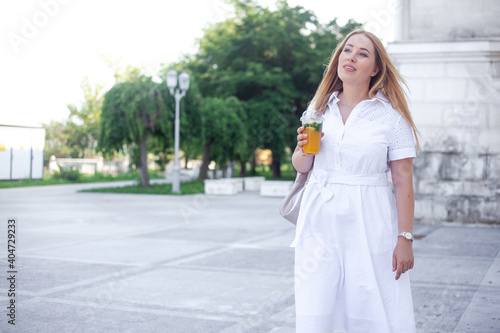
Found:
290,170 -> 388,248
308,171 -> 388,186
307,170 -> 388,202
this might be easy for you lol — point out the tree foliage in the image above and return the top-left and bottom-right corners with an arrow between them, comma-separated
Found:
65,77 -> 105,158
44,77 -> 105,162
198,96 -> 248,179
43,120 -> 73,163
188,0 -> 361,177
99,76 -> 171,187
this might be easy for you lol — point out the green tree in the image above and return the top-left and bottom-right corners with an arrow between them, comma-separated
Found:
99,76 -> 171,187
44,77 -> 106,161
65,77 -> 105,158
198,96 -> 248,179
190,0 -> 361,177
43,120 -> 72,164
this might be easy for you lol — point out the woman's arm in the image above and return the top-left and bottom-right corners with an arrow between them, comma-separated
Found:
390,157 -> 415,280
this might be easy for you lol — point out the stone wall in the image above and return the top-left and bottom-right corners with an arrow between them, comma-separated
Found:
388,40 -> 500,224
407,0 -> 500,40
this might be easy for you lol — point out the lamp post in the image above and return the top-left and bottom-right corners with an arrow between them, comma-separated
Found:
166,68 -> 190,194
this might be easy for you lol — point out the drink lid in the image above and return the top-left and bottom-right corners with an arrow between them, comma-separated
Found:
300,110 -> 323,123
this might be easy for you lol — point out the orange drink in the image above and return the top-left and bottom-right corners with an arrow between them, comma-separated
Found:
303,123 -> 322,155
300,110 -> 324,155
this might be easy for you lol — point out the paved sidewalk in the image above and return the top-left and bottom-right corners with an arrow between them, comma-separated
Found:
0,181 -> 499,332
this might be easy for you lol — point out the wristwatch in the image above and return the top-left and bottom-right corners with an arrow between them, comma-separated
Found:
398,231 -> 414,242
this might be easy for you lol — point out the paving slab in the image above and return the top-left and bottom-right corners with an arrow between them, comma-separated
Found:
179,247 -> 294,273
62,266 -> 293,316
17,257 -> 129,295
452,286 -> 500,332
0,182 -> 499,332
27,238 -> 219,266
17,299 -> 235,333
411,282 -> 476,332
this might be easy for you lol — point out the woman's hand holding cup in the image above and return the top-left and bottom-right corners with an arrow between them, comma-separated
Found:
299,110 -> 325,156
297,126 -> 324,156
296,126 -> 309,156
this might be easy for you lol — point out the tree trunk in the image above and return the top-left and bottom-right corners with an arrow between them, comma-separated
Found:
138,134 -> 150,187
250,151 -> 257,176
228,161 -> 235,178
239,160 -> 247,177
271,154 -> 281,179
184,154 -> 189,169
200,142 -> 212,180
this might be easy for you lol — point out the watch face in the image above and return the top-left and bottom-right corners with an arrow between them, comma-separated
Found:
404,233 -> 412,240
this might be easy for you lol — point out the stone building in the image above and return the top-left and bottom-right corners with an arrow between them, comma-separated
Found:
387,0 -> 500,224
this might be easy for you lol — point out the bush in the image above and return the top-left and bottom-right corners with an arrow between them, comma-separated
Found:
53,166 -> 81,181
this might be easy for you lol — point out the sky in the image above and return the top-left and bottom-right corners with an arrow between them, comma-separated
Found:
0,0 -> 396,127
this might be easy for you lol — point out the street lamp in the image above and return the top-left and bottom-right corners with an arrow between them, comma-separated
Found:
166,68 -> 190,193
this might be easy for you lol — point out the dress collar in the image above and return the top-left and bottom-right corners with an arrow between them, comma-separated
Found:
327,91 -> 341,105
372,90 -> 391,106
328,90 -> 391,107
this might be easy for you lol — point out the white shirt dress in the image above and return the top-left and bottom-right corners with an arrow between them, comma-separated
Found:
291,91 -> 416,333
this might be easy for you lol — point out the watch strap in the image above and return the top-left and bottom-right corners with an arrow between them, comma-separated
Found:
398,231 -> 414,242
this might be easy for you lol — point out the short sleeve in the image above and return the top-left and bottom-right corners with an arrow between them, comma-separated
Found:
388,115 -> 416,161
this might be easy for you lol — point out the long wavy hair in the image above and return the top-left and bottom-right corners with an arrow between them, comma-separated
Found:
310,29 -> 419,149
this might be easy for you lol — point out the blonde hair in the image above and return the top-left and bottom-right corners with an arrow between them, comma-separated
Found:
311,29 -> 419,149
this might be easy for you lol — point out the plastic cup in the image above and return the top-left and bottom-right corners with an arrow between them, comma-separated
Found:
300,110 -> 324,155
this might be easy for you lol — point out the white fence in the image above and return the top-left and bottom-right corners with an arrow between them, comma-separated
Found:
0,125 -> 45,180
49,156 -> 130,176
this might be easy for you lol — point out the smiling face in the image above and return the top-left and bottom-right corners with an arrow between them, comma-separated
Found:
337,33 -> 379,88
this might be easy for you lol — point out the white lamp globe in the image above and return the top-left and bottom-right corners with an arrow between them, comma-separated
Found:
179,71 -> 190,92
166,68 -> 178,93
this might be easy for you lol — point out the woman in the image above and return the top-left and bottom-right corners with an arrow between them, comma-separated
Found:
291,29 -> 418,332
